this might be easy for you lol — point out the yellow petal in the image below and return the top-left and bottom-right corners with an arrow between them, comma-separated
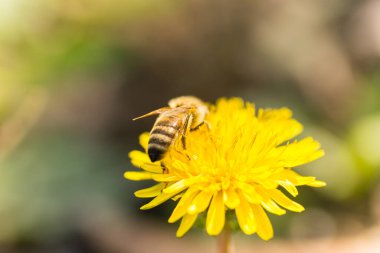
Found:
152,174 -> 179,182
274,137 -> 324,167
135,183 -> 165,198
235,195 -> 256,235
169,189 -> 199,223
294,175 -> 325,187
270,189 -> 304,212
297,176 -> 317,184
276,170 -> 325,188
129,150 -> 149,163
163,179 -> 189,194
254,186 -> 285,215
216,97 -> 244,112
124,171 -> 153,181
278,180 -> 298,197
237,183 -> 262,204
129,150 -> 162,173
311,149 -> 325,161
223,188 -> 240,209
258,107 -> 303,144
140,191 -> 178,210
139,132 -> 150,151
187,191 -> 213,215
206,192 -> 225,236
172,193 -> 183,201
258,107 -> 292,120
176,214 -> 198,237
273,169 -> 299,183
261,198 -> 286,216
307,180 -> 326,187
251,204 -> 273,240
139,164 -> 163,173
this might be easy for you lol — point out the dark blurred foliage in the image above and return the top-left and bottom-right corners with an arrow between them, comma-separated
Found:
1,0 -> 380,252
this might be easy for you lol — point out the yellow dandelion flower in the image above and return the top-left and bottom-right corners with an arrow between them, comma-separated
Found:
125,98 -> 325,240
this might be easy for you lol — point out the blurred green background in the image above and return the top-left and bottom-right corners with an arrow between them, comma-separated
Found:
1,0 -> 380,252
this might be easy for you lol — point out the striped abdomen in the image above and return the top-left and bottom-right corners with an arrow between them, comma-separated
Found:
148,115 -> 182,162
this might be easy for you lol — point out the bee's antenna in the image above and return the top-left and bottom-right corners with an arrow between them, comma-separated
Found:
133,107 -> 171,121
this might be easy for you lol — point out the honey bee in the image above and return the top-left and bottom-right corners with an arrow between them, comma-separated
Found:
133,96 -> 208,162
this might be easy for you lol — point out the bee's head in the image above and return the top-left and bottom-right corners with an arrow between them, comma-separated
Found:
169,96 -> 209,127
168,96 -> 204,108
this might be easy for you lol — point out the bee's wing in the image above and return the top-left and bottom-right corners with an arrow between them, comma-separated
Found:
133,107 -> 171,121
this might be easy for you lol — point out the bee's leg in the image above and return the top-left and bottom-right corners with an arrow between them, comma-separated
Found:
204,120 -> 211,131
181,137 -> 186,150
180,114 -> 193,150
161,162 -> 168,174
190,122 -> 203,131
190,120 -> 211,131
190,120 -> 211,135
161,162 -> 169,189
